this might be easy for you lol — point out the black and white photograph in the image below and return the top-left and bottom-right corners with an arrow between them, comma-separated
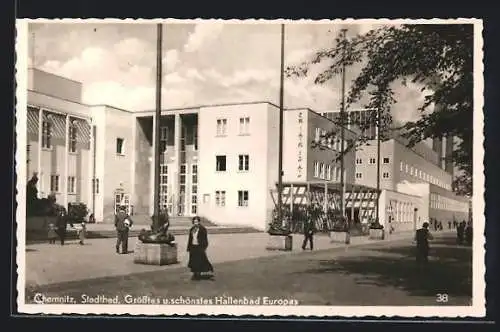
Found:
15,18 -> 485,317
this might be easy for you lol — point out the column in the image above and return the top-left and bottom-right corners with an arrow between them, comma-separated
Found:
323,182 -> 328,213
350,186 -> 355,222
64,114 -> 70,210
173,113 -> 181,215
149,115 -> 156,216
289,184 -> 294,213
37,108 -> 43,197
87,119 -> 94,215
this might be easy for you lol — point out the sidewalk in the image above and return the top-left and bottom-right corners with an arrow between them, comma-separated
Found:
25,229 -> 454,287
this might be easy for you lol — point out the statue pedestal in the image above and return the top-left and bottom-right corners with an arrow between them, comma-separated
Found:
134,242 -> 178,266
330,231 -> 350,244
266,235 -> 293,251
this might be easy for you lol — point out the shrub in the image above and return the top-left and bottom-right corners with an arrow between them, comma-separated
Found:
68,203 -> 88,223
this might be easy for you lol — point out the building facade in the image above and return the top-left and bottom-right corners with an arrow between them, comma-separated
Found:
25,69 -> 469,231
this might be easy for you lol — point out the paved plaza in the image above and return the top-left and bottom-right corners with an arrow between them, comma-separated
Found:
24,231 -> 472,306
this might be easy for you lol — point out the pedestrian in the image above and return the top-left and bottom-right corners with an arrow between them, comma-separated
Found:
56,209 -> 68,246
115,205 -> 133,254
301,216 -> 315,250
47,222 -> 57,244
448,221 -> 452,230
457,221 -> 466,245
465,222 -> 473,246
78,222 -> 87,245
187,216 -> 214,280
415,222 -> 433,265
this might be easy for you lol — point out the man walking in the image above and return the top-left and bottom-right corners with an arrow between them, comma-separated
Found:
302,217 -> 315,250
115,205 -> 133,254
415,222 -> 433,265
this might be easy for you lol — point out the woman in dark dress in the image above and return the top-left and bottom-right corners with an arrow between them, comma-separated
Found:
56,209 -> 68,246
187,216 -> 214,280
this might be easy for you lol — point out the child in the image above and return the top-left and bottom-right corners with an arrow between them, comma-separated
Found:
48,223 -> 57,244
78,222 -> 87,245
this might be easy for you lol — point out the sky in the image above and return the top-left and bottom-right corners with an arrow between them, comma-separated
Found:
28,21 -> 427,124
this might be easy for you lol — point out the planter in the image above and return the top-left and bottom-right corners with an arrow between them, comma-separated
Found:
369,228 -> 385,240
266,235 -> 293,251
134,242 -> 178,265
330,231 -> 350,244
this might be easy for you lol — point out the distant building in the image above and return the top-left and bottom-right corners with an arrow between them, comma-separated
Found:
25,69 -> 469,231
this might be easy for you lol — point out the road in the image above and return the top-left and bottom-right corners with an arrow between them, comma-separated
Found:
24,232 -> 472,306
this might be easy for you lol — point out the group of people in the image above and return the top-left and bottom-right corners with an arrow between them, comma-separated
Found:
113,205 -> 214,280
456,220 -> 473,246
47,209 -> 86,245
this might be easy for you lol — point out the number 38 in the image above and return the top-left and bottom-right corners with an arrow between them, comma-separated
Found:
436,293 -> 449,303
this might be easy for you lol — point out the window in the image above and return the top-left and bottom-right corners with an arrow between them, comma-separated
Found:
405,164 -> 409,173
216,118 -> 227,136
216,155 -> 226,171
160,126 -> 168,152
383,157 -> 390,164
50,175 -> 59,192
355,172 -> 362,179
383,172 -> 390,178
369,158 -> 376,164
215,190 -> 226,207
116,138 -> 125,155
238,190 -> 249,207
92,178 -> 99,194
315,128 -> 321,142
400,162 -> 403,171
326,164 -> 332,180
410,167 -> 414,175
313,161 -> 319,178
67,176 -> 76,193
319,163 -> 325,179
238,154 -> 249,171
356,158 -> 363,164
69,122 -> 77,153
42,119 -> 52,149
239,117 -> 250,135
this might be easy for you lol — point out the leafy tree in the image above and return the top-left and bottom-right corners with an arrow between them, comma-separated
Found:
286,24 -> 474,196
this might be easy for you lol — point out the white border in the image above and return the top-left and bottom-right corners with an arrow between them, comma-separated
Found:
15,18 -> 485,317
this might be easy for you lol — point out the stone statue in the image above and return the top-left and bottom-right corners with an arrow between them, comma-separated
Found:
138,210 -> 175,245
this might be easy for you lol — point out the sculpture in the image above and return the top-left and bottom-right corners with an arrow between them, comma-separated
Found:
138,211 -> 176,245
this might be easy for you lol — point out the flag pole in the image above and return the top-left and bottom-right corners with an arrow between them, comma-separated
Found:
340,29 -> 347,222
277,23 -> 285,228
153,23 -> 163,231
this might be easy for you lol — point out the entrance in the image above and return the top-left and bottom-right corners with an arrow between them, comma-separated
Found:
114,190 -> 131,215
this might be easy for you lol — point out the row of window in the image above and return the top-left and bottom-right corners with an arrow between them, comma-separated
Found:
216,155 -> 249,172
216,117 -> 250,136
313,128 -> 345,152
312,161 -> 344,181
356,157 -> 390,164
430,193 -> 468,212
399,162 -> 451,190
355,172 -> 391,179
48,175 -> 77,193
215,190 -> 249,207
41,119 -> 79,152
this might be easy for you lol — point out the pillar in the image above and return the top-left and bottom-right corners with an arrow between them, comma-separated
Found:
37,108 -> 43,197
173,113 -> 181,215
323,182 -> 328,213
64,114 -> 70,210
87,119 -> 95,216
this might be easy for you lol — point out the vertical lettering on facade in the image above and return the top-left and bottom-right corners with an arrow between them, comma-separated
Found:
297,112 -> 304,178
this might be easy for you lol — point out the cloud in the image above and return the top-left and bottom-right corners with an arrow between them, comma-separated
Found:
183,23 -> 225,53
163,49 -> 179,72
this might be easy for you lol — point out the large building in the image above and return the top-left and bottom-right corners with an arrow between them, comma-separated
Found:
25,69 -> 469,231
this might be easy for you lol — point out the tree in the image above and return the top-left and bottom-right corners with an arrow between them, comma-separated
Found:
286,24 -> 474,196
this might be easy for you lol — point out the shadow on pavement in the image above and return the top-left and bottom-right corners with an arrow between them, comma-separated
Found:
300,236 -> 472,299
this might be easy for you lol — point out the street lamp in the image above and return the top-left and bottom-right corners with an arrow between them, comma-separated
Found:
153,23 -> 163,231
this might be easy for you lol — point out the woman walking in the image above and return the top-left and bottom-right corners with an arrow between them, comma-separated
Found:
187,216 -> 214,280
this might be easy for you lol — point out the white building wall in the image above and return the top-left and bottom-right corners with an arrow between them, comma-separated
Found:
197,103 -> 271,230
89,106 -> 106,222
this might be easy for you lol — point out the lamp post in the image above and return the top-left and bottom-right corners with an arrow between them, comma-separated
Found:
153,23 -> 163,231
339,29 -> 347,222
277,23 -> 285,228
375,107 -> 381,225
